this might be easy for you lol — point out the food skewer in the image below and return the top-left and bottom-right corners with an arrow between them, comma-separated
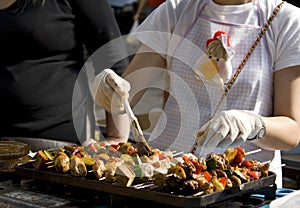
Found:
24,159 -> 36,163
245,149 -> 262,156
133,181 -> 155,189
173,151 -> 184,157
29,141 -> 275,198
47,165 -> 56,169
193,191 -> 204,197
258,160 -> 287,170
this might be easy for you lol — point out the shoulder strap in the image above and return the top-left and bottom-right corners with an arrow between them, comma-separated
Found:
212,1 -> 286,117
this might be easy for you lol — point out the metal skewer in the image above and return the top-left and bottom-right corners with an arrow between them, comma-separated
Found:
173,151 -> 184,157
245,149 -> 262,156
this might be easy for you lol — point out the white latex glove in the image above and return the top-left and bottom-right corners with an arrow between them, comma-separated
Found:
195,110 -> 264,149
94,69 -> 131,113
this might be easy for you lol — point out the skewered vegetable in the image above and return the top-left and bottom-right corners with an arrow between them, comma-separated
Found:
31,143 -> 268,196
32,150 -> 49,169
115,164 -> 136,187
155,146 -> 269,195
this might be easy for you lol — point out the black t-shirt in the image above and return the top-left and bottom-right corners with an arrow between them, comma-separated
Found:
286,0 -> 300,7
0,0 -> 128,143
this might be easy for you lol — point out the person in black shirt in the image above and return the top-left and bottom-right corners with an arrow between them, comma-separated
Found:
286,0 -> 299,7
0,0 -> 129,146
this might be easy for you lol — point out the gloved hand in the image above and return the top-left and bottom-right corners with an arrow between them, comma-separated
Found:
195,110 -> 264,149
94,69 -> 131,113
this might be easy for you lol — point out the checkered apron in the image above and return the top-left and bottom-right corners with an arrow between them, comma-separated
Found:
148,0 -> 282,186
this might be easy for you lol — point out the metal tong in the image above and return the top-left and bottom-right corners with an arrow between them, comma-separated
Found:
123,99 -> 152,156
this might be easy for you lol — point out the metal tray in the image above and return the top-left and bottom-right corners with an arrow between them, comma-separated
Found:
14,163 -> 277,207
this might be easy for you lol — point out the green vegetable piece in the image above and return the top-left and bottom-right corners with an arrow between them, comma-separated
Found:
206,158 -> 217,171
131,164 -> 144,178
225,169 -> 232,178
43,150 -> 54,161
233,169 -> 248,183
132,154 -> 142,165
64,149 -> 71,158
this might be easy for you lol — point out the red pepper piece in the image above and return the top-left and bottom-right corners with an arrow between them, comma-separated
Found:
110,144 -> 120,151
192,161 -> 204,174
182,154 -> 189,162
247,171 -> 261,180
241,160 -> 255,169
218,176 -> 227,188
127,148 -> 138,155
203,171 -> 212,181
231,146 -> 246,166
182,154 -> 204,174
76,153 -> 82,158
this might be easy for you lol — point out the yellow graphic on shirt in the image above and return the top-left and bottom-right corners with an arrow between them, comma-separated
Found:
193,31 -> 235,87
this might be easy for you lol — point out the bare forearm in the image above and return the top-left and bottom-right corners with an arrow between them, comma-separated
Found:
258,66 -> 300,151
257,116 -> 300,151
122,45 -> 167,107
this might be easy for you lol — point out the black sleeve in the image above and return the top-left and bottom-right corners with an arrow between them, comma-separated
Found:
73,0 -> 129,75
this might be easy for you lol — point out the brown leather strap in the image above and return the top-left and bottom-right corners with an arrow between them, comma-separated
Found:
211,1 -> 286,118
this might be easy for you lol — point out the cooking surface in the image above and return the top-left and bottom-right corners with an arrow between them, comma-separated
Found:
0,175 -> 276,208
8,162 -> 277,208
0,136 -> 280,207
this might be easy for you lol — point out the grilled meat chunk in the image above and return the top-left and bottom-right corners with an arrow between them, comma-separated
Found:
70,156 -> 87,177
54,152 -> 70,173
93,159 -> 106,179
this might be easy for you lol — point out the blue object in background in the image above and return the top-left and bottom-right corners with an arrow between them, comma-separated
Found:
281,143 -> 300,155
253,188 -> 297,208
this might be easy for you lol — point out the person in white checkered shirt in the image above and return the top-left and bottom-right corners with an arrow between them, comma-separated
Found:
94,0 -> 300,187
